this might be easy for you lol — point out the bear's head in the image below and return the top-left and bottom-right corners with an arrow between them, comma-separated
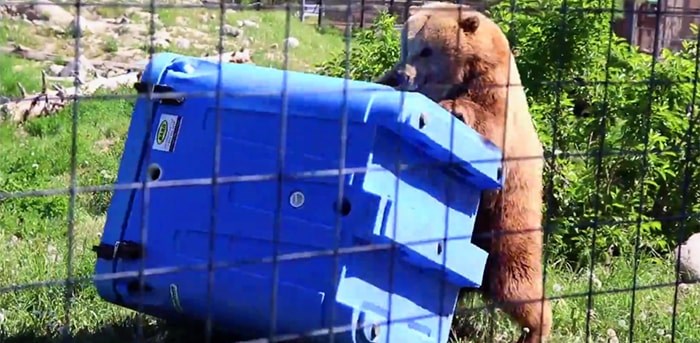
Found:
378,2 -> 513,102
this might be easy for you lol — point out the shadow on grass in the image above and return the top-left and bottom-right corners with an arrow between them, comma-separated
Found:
0,319 -> 256,343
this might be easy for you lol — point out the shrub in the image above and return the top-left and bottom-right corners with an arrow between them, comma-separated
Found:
315,1 -> 700,268
315,11 -> 400,81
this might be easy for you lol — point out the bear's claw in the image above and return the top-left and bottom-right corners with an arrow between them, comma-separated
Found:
516,327 -> 530,343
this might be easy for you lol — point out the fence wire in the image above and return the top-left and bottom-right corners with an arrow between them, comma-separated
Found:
0,0 -> 699,343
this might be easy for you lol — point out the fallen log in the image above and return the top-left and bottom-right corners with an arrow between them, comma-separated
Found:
0,45 -> 253,123
0,71 -> 140,123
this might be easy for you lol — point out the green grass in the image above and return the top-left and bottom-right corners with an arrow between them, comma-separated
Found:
1,9 -> 699,343
91,4 -> 131,19
0,20 -> 56,70
0,89 -> 138,342
0,55 -> 45,97
0,20 -> 37,48
456,257 -> 700,342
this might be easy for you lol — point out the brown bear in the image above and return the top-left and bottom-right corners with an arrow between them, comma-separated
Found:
375,2 -> 552,343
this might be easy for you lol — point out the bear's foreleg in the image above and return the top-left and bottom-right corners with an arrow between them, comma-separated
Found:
438,98 -> 482,128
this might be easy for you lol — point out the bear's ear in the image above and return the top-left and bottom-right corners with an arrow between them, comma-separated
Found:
458,15 -> 480,34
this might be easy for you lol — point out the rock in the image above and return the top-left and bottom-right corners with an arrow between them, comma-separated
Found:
13,2 -> 72,25
112,48 -> 144,63
58,55 -> 95,80
175,16 -> 188,26
183,27 -> 208,39
238,19 -> 258,28
153,29 -> 171,42
23,8 -> 47,21
223,24 -> 241,37
132,11 -> 157,22
115,15 -> 130,25
674,233 -> 700,283
67,16 -> 90,37
48,24 -> 65,34
145,30 -> 172,50
116,23 -> 146,36
229,48 -> 252,64
283,36 -> 299,49
175,38 -> 191,50
193,43 -> 209,51
104,69 -> 124,78
46,244 -> 59,263
123,7 -> 142,17
153,38 -> 170,50
48,64 -> 64,76
131,11 -> 163,27
35,3 -> 74,25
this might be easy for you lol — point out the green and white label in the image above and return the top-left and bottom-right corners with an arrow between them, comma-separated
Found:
152,113 -> 182,152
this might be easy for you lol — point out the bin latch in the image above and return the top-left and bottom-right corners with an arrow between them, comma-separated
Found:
92,241 -> 144,261
133,82 -> 185,106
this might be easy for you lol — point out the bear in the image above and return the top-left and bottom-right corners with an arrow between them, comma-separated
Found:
375,3 -> 553,343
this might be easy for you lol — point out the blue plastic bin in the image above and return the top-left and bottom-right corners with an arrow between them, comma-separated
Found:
93,52 -> 503,343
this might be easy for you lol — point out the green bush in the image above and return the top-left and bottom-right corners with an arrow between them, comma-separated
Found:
316,3 -> 700,269
315,11 -> 400,81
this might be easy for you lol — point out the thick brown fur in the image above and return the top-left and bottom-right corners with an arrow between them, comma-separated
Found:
375,3 -> 552,342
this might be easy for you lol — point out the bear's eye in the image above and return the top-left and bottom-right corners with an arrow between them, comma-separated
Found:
419,47 -> 433,58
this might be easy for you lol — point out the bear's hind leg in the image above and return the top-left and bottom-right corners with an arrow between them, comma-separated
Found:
487,250 -> 552,343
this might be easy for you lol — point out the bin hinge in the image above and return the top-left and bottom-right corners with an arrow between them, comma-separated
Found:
133,82 -> 185,106
92,241 -> 144,261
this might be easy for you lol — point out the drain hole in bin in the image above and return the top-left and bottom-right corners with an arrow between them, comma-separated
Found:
334,197 -> 352,216
147,163 -> 162,181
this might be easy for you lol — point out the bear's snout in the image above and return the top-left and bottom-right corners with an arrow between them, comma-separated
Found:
394,64 -> 419,91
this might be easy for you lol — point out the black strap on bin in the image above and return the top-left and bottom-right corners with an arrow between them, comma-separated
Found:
92,241 -> 144,261
133,82 -> 185,106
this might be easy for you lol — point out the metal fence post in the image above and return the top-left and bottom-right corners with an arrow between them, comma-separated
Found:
318,0 -> 324,27
360,0 -> 366,28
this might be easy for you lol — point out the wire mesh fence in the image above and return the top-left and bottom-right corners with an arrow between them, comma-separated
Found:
0,0 -> 699,342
